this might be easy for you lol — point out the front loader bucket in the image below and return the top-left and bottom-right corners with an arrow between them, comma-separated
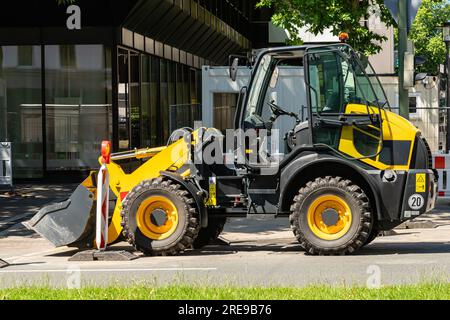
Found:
23,184 -> 96,248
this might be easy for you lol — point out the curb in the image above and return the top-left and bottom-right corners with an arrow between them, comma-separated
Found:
396,220 -> 439,230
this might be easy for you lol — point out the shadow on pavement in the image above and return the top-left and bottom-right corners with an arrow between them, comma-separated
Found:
357,242 -> 450,255
223,218 -> 290,234
6,262 -> 46,267
46,249 -> 83,258
184,241 -> 450,256
36,239 -> 450,260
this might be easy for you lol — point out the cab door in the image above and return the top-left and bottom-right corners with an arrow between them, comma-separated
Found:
305,47 -> 383,162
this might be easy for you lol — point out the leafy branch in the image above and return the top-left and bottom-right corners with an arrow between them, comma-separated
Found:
257,0 -> 395,56
56,0 -> 76,5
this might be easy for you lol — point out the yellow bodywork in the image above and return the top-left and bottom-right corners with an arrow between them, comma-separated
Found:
338,104 -> 419,170
98,130 -> 200,244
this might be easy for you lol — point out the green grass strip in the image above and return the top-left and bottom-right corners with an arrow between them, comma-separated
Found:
2,283 -> 450,300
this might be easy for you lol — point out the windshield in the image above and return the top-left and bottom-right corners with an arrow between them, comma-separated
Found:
307,45 -> 389,113
341,45 -> 390,108
359,56 -> 390,109
245,54 -> 273,119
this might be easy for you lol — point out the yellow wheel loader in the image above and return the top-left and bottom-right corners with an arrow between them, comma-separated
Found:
25,43 -> 437,255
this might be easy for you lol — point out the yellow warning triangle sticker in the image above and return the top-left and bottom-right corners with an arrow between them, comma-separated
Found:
417,176 -> 425,183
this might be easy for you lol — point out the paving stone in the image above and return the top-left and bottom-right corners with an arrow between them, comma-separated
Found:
69,250 -> 139,262
396,220 -> 439,229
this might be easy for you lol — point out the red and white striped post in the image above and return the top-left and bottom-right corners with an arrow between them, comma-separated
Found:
96,141 -> 111,251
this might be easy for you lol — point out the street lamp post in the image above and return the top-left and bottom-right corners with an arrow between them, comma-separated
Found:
444,21 -> 450,152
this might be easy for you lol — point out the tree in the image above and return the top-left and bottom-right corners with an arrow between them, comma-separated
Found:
56,0 -> 76,5
409,0 -> 450,75
256,0 -> 394,56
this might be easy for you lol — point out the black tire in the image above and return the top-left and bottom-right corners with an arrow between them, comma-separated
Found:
121,178 -> 200,256
363,226 -> 379,246
290,176 -> 373,255
193,217 -> 227,249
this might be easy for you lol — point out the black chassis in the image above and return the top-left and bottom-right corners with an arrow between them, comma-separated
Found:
208,146 -> 437,232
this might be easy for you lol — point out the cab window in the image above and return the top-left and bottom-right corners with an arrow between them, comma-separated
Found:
308,51 -> 343,114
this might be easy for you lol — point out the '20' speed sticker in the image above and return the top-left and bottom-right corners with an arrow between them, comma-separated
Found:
408,194 -> 425,210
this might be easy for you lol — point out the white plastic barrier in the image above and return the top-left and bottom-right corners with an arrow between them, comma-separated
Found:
433,153 -> 450,198
95,141 -> 111,251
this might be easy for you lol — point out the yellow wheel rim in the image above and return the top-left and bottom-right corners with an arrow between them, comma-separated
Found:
136,195 -> 178,240
307,194 -> 352,241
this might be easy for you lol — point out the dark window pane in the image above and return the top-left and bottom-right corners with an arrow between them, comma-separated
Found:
160,59 -> 169,143
176,63 -> 184,105
353,127 -> 380,157
118,49 -> 130,150
150,56 -> 160,146
183,65 -> 189,104
141,55 -> 151,147
59,45 -> 76,68
190,68 -> 197,104
213,93 -> 237,131
130,51 -> 140,149
18,46 -> 33,66
409,96 -> 417,114
168,62 -> 177,132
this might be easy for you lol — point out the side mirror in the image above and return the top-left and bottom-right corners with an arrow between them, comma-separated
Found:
230,58 -> 239,82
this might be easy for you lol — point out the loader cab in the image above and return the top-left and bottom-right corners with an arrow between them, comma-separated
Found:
235,43 -> 390,170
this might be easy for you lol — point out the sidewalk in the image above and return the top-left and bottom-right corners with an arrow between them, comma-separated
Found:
401,200 -> 450,228
0,184 -> 77,237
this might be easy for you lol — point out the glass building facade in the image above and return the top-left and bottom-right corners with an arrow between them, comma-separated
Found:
0,0 -> 259,179
0,44 -> 112,177
117,47 -> 201,150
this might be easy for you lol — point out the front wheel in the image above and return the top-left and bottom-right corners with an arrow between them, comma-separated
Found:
290,176 -> 373,255
120,178 -> 200,256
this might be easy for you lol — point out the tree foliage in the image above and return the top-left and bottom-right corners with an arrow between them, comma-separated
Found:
256,0 -> 394,56
409,0 -> 450,74
56,0 -> 76,5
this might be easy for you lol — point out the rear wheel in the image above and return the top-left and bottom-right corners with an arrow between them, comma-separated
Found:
193,217 -> 227,249
121,178 -> 200,255
363,226 -> 379,246
290,176 -> 373,255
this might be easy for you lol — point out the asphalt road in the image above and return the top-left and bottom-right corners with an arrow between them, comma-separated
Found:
2,217 -> 450,288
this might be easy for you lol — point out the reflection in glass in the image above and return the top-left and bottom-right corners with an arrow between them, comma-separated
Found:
213,93 -> 237,131
141,55 -> 151,147
160,60 -> 169,142
150,56 -> 160,146
45,45 -> 112,170
0,45 -> 43,178
130,51 -> 140,149
118,48 -> 130,150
